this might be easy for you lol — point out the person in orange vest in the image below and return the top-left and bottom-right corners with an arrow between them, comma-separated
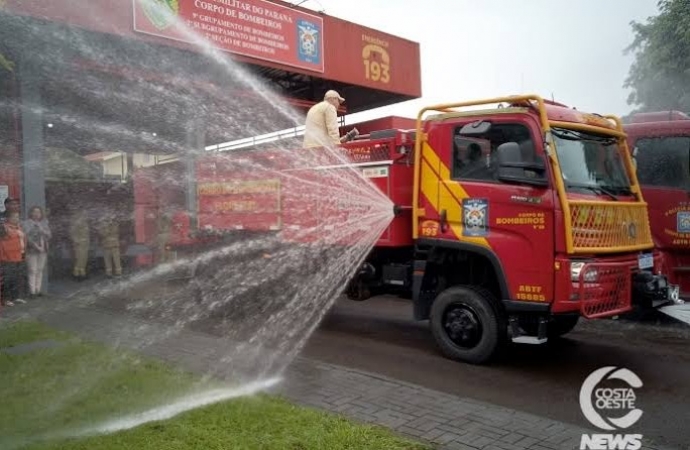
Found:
0,197 -> 20,236
0,210 -> 26,307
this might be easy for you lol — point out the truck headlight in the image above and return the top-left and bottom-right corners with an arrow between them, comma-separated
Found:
571,261 -> 598,282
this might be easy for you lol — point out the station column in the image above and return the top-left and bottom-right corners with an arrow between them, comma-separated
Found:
19,57 -> 45,216
19,56 -> 49,293
185,119 -> 205,229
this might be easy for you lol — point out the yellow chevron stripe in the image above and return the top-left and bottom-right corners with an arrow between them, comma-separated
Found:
421,142 -> 490,248
420,159 -> 440,208
422,142 -> 442,174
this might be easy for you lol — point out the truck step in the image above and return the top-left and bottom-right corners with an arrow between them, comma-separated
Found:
508,316 -> 548,345
512,336 -> 548,345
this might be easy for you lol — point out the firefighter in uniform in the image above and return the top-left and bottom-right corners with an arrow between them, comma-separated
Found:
69,209 -> 90,279
98,213 -> 122,277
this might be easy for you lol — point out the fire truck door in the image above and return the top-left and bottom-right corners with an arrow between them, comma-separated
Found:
436,120 -> 557,303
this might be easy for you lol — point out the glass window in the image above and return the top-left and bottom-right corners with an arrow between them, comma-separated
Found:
634,136 -> 690,190
452,123 -> 538,181
552,127 -> 632,196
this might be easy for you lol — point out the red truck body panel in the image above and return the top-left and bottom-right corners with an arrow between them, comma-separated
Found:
338,135 -> 415,247
196,156 -> 282,233
132,121 -> 416,250
629,111 -> 689,123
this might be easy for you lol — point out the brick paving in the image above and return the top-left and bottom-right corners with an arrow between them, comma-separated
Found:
0,301 -> 674,450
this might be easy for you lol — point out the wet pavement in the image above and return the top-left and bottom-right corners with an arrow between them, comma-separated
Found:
1,291 -> 687,450
303,296 -> 690,450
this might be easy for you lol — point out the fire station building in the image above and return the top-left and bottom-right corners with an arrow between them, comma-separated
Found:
0,0 -> 421,286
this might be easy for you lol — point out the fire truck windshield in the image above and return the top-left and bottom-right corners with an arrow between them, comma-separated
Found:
633,136 -> 690,191
552,127 -> 633,197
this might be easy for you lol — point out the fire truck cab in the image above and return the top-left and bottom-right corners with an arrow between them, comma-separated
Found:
343,95 -> 681,364
625,110 -> 690,301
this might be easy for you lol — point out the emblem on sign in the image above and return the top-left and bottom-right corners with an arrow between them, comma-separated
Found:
462,198 -> 489,237
140,0 -> 180,30
677,211 -> 690,233
297,20 -> 321,64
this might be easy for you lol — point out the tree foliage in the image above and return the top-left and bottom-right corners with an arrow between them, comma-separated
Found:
624,0 -> 690,113
0,52 -> 14,72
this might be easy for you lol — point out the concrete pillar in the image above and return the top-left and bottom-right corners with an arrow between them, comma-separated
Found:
18,57 -> 48,293
185,120 -> 205,229
19,58 -> 45,216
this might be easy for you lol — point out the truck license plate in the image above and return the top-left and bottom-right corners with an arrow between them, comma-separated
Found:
638,253 -> 654,270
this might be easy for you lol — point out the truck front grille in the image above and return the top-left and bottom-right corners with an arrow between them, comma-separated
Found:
569,201 -> 653,253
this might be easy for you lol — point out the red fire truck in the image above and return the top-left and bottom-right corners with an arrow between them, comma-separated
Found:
625,111 -> 690,301
134,95 -> 682,365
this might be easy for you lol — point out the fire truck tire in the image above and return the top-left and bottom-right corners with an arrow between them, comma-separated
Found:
430,286 -> 506,365
550,315 -> 579,337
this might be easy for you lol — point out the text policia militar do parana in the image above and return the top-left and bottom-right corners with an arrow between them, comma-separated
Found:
194,0 -> 294,31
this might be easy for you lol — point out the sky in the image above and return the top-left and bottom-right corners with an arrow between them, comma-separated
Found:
299,0 -> 661,125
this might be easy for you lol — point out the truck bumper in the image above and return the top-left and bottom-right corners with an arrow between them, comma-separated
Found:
573,261 -> 635,318
553,254 -> 683,318
632,271 -> 683,309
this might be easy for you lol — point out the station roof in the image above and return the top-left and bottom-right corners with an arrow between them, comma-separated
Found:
0,0 -> 421,154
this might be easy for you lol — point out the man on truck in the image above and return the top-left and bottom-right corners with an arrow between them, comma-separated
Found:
303,90 -> 358,148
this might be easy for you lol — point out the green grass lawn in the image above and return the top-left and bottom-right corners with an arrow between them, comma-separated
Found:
0,320 -> 430,450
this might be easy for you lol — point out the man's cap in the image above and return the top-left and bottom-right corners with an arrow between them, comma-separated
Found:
4,197 -> 18,205
324,90 -> 345,102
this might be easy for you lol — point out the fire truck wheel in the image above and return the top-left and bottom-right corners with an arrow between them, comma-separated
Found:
430,286 -> 506,365
550,315 -> 579,337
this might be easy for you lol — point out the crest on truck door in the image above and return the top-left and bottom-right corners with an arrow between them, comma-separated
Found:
462,198 -> 489,237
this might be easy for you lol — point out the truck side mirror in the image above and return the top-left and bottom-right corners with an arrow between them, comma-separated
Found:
496,142 -> 548,187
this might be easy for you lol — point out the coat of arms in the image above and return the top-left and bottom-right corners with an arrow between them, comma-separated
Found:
297,19 -> 321,64
140,0 -> 180,30
462,198 -> 489,237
